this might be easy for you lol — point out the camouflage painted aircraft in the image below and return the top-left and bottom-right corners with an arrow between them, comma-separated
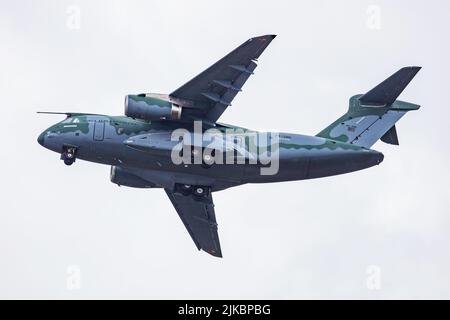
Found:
37,35 -> 421,257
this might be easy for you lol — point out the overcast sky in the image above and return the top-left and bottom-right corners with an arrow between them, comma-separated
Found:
1,0 -> 449,299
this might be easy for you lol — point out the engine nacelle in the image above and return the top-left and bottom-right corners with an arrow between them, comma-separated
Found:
124,94 -> 182,121
110,166 -> 155,188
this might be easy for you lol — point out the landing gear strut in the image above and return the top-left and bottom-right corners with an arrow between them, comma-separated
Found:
61,146 -> 77,166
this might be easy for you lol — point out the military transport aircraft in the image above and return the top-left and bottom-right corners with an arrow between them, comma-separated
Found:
37,35 -> 421,257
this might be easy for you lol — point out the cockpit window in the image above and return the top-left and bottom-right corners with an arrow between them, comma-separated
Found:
61,117 -> 81,124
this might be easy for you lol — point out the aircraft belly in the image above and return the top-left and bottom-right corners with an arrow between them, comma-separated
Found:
305,150 -> 384,179
246,149 -> 383,183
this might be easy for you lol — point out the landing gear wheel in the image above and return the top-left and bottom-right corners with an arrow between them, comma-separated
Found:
179,184 -> 192,195
175,184 -> 210,200
192,186 -> 211,201
61,146 -> 77,165
194,187 -> 205,196
201,149 -> 215,168
64,159 -> 74,166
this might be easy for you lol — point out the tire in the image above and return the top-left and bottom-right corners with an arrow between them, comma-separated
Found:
64,159 -> 74,166
202,150 -> 215,168
203,154 -> 212,162
192,186 -> 210,201
194,187 -> 205,196
202,154 -> 212,168
179,184 -> 192,195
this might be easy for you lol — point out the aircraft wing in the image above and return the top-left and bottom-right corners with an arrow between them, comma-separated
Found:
170,34 -> 276,123
165,188 -> 222,257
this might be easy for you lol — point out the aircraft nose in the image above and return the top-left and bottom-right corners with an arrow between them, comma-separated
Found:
37,131 -> 45,147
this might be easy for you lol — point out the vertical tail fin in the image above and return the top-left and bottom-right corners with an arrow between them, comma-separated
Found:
317,67 -> 421,148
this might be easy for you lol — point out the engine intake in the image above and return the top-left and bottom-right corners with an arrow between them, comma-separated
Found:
110,166 -> 155,188
124,94 -> 182,121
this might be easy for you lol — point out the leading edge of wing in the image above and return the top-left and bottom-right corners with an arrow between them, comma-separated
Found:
165,188 -> 222,258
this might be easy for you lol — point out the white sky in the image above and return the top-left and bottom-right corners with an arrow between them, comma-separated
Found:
1,0 -> 449,299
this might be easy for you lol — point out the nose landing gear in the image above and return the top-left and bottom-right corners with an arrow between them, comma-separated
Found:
61,146 -> 77,166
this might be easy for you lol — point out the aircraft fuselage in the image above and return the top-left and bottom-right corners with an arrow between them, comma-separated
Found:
37,114 -> 383,191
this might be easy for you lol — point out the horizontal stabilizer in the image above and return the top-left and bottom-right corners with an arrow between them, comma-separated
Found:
359,66 -> 421,106
380,125 -> 399,145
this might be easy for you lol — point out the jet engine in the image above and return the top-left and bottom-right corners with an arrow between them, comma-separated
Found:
124,94 -> 182,121
110,166 -> 155,188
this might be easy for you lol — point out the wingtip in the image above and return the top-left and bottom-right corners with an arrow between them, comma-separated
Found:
203,248 -> 223,258
251,34 -> 277,41
404,66 -> 422,72
264,34 -> 277,40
